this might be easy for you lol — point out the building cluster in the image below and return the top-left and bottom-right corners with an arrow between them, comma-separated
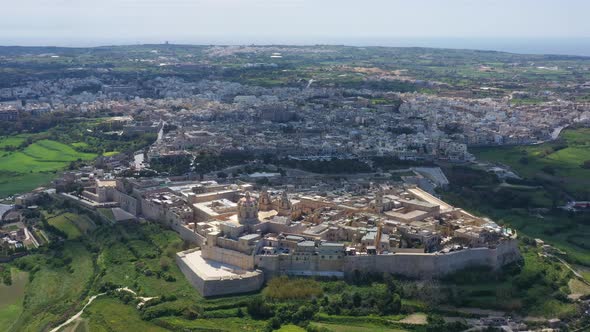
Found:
0,204 -> 40,255
400,94 -> 590,145
57,173 -> 520,297
3,73 -> 590,162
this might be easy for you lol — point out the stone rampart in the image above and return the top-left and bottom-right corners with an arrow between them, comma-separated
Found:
176,249 -> 264,297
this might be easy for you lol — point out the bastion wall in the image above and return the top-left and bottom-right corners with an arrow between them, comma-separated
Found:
176,249 -> 264,297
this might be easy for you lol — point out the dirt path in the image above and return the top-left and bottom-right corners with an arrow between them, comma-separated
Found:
49,293 -> 106,332
50,287 -> 158,331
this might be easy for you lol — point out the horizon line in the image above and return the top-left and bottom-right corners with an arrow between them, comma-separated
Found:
2,39 -> 590,58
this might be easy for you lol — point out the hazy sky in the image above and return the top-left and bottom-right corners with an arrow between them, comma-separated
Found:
1,0 -> 589,47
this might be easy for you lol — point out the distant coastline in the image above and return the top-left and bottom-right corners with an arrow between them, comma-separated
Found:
1,37 -> 589,57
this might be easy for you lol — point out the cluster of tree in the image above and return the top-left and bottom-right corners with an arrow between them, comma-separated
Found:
247,297 -> 318,332
323,273 -> 402,317
279,158 -> 372,174
262,276 -> 323,300
0,266 -> 12,285
371,156 -> 435,171
445,166 -> 498,188
140,299 -> 202,320
245,273 -> 410,331
85,131 -> 156,155
150,154 -> 193,176
0,111 -> 76,136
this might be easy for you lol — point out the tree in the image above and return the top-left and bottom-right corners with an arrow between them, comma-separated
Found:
389,293 -> 402,313
247,297 -> 273,319
352,292 -> 362,307
542,165 -> 556,175
383,273 -> 397,294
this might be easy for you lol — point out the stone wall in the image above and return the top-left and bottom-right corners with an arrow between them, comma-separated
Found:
342,239 -> 521,278
256,239 -> 520,279
201,245 -> 255,270
176,249 -> 264,297
111,189 -> 138,216
171,223 -> 205,246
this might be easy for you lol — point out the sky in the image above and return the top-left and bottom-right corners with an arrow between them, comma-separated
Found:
1,0 -> 589,52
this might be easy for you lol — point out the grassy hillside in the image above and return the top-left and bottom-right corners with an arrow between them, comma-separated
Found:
445,128 -> 590,268
472,128 -> 590,199
8,242 -> 95,331
0,270 -> 28,331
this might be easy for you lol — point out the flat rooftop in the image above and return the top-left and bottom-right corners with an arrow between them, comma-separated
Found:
179,250 -> 249,279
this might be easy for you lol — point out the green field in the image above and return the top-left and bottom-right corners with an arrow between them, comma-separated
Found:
447,128 -> 590,267
0,269 -> 28,331
82,298 -> 168,332
97,208 -> 116,223
8,242 -> 95,331
472,128 -> 590,198
310,322 -> 407,332
276,324 -> 307,332
442,249 -> 577,318
0,117 -> 156,199
0,172 -> 57,198
47,213 -> 96,239
153,316 -> 268,331
0,138 -> 96,198
0,135 -> 30,149
0,139 -> 95,173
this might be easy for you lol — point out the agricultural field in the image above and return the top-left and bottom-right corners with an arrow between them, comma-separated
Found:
0,117 -> 156,199
0,172 -> 56,198
0,139 -> 95,173
0,137 -> 96,198
472,128 -> 590,199
0,134 -> 31,149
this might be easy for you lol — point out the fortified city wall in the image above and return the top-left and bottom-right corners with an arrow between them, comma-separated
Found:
176,249 -> 264,297
256,239 -> 520,279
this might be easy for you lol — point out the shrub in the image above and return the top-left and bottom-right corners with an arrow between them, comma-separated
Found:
263,276 -> 323,300
246,297 -> 273,319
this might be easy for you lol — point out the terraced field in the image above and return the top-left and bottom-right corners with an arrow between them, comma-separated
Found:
0,139 -> 95,173
47,212 -> 96,239
0,138 -> 96,198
